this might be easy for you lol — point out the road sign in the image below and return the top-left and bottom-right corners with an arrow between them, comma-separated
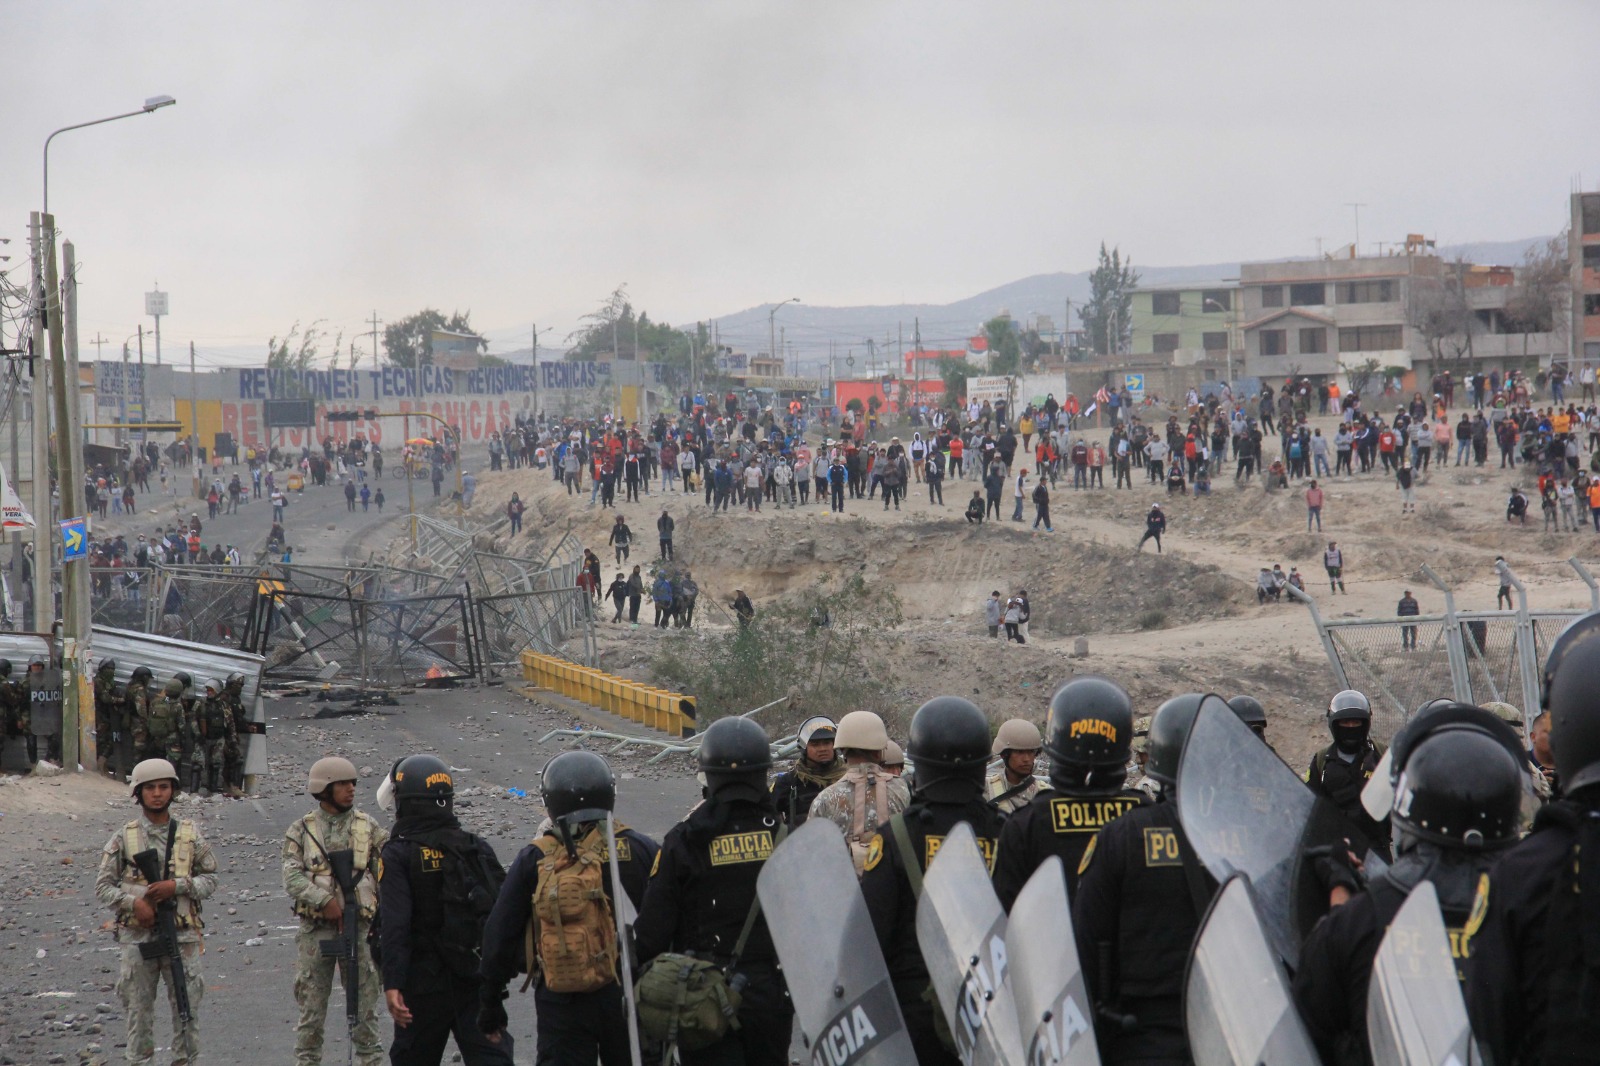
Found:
60,517 -> 87,561
145,290 -> 169,316
1124,373 -> 1146,396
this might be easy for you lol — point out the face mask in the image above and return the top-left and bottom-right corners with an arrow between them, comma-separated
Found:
1333,722 -> 1368,755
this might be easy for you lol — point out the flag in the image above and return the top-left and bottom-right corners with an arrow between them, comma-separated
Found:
1095,387 -> 1111,405
1083,402 -> 1098,419
0,461 -> 32,530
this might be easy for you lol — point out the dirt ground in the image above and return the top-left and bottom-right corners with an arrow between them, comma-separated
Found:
464,405 -> 1600,773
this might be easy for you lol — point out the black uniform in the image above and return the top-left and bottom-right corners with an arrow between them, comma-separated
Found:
1293,847 -> 1490,1066
1305,741 -> 1391,857
1072,798 -> 1217,1065
768,758 -> 842,828
379,812 -> 513,1066
991,787 -> 1148,912
860,799 -> 1004,1066
479,824 -> 657,1066
1465,798 -> 1600,1063
634,797 -> 793,1065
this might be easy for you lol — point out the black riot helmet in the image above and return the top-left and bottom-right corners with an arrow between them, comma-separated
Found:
698,717 -> 772,801
1145,693 -> 1207,788
130,665 -> 153,685
173,671 -> 193,695
1045,676 -> 1134,791
0,659 -> 11,680
97,658 -> 116,677
1327,689 -> 1372,754
392,754 -> 455,810
1393,722 -> 1525,851
1544,612 -> 1600,795
225,671 -> 245,692
1227,695 -> 1268,739
908,696 -> 992,802
540,750 -> 616,825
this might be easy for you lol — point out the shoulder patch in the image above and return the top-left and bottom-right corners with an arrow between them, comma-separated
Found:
1077,834 -> 1098,876
1464,872 -> 1490,942
649,850 -> 661,877
863,833 -> 884,873
1142,826 -> 1182,867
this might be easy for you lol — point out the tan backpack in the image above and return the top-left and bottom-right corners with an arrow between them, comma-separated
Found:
526,826 -> 618,994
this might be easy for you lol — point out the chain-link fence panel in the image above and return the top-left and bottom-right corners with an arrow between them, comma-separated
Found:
475,587 -> 594,674
1327,619 -> 1454,738
1455,614 -> 1524,709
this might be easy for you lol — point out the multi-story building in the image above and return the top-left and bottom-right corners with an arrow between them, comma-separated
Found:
1129,283 -> 1241,364
1573,192 -> 1600,369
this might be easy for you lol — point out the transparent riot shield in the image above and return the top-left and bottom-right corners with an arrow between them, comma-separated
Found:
1361,748 -> 1395,822
916,822 -> 1026,1066
1005,857 -> 1100,1066
756,819 -> 916,1066
1175,694 -> 1360,970
1184,874 -> 1319,1066
605,814 -> 643,1066
1366,881 -> 1483,1066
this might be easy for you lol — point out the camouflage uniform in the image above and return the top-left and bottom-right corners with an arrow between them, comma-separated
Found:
986,769 -> 1042,814
0,672 -> 24,743
124,679 -> 153,758
223,680 -> 250,790
195,694 -> 235,794
94,668 -> 125,773
282,806 -> 388,1066
809,763 -> 910,874
94,813 -> 218,1065
135,691 -> 189,770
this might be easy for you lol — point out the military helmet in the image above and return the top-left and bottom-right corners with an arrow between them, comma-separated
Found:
907,696 -> 991,770
991,718 -> 1043,757
1393,720 -> 1525,850
393,754 -> 455,801
1130,715 -> 1153,755
173,671 -> 193,690
97,658 -> 117,676
0,659 -> 11,679
130,666 -> 153,684
1227,695 -> 1268,729
130,758 -> 181,798
308,756 -> 359,796
1145,693 -> 1208,787
834,710 -> 889,752
881,739 -> 905,767
1543,612 -> 1600,794
163,678 -> 184,697
225,671 -> 245,690
202,677 -> 221,695
797,716 -> 837,746
1482,701 -> 1525,736
540,750 -> 616,824
1046,677 -> 1135,780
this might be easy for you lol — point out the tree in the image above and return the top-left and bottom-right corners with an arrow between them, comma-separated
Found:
1078,243 -> 1140,357
1344,357 -> 1381,398
1504,235 -> 1570,359
565,284 -> 701,389
266,321 -> 330,373
984,316 -> 1022,376
935,355 -> 969,406
1409,260 -> 1479,369
383,309 -> 485,368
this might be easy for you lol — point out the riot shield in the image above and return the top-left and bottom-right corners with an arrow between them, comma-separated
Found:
756,819 -> 915,1066
916,821 -> 1026,1066
1366,881 -> 1482,1066
605,814 -> 643,1066
1176,694 -> 1361,970
1005,857 -> 1100,1066
1361,748 -> 1395,822
1183,874 -> 1319,1066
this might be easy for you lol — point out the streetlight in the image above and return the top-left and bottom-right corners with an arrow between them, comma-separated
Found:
768,298 -> 800,369
44,95 -> 177,214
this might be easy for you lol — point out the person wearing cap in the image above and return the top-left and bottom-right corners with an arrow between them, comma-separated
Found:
95,758 -> 219,1065
770,716 -> 844,828
1483,701 -> 1552,803
808,711 -> 910,874
1137,502 -> 1166,553
283,756 -> 388,1066
986,718 -> 1044,815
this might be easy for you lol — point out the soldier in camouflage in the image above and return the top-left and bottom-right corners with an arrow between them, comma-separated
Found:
125,666 -> 155,765
94,659 -> 125,778
135,678 -> 190,770
282,756 -> 387,1066
95,757 -> 218,1065
222,672 -> 250,793
0,659 -> 24,762
985,718 -> 1044,815
808,710 -> 910,875
195,678 -> 236,795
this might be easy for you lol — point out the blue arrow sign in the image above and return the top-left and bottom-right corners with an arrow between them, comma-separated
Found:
60,517 -> 87,561
1124,373 -> 1146,393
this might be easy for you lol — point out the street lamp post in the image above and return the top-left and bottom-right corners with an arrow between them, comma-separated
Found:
768,297 -> 800,368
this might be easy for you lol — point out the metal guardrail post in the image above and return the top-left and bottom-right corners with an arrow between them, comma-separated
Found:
1570,558 -> 1600,613
1282,583 -> 1351,692
1503,565 -> 1543,720
1420,564 -> 1473,704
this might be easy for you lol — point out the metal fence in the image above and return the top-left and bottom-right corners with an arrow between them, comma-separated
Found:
476,587 -> 596,675
1294,559 -> 1597,738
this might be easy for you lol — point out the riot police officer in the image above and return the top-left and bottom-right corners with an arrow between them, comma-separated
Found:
478,750 -> 658,1064
992,676 -> 1148,911
1467,612 -> 1600,1060
1306,690 -> 1391,857
1294,703 -> 1526,1064
635,716 -> 794,1065
93,659 -> 123,777
769,715 -> 842,827
195,679 -> 235,795
1226,693 -> 1270,744
0,659 -> 22,764
985,717 -> 1043,815
26,655 -> 63,766
860,696 -> 1003,1066
1073,693 -> 1217,1066
378,754 -> 510,1066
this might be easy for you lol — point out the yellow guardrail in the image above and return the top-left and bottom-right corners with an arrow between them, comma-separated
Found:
521,651 -> 697,737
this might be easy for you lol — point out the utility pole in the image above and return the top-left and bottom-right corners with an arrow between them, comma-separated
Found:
119,342 -> 129,447
136,325 -> 146,447
56,240 -> 89,770
1063,298 -> 1072,405
1345,203 -> 1366,257
912,317 -> 922,415
531,323 -> 539,421
28,212 -> 52,634
367,310 -> 382,369
189,340 -> 199,498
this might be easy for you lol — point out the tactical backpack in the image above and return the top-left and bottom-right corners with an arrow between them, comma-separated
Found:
409,832 -> 504,980
526,826 -> 618,994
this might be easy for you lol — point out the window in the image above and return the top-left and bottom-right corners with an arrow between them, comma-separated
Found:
1202,331 -> 1229,351
1290,283 -> 1325,306
1583,195 -> 1600,236
1583,245 -> 1600,268
1586,294 -> 1600,317
1201,290 -> 1232,312
1260,286 -> 1284,308
1151,292 -> 1180,315
1299,328 -> 1327,354
1339,279 -> 1397,304
1153,333 -> 1180,353
1260,329 -> 1288,356
1338,325 -> 1404,352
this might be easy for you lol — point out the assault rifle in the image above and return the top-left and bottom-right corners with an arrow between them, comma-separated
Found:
318,849 -> 361,1065
131,848 -> 193,1023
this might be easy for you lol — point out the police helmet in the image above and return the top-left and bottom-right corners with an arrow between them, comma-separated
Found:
130,758 -> 181,799
1145,693 -> 1207,787
173,671 -> 193,690
907,696 -> 990,800
797,716 -> 837,746
540,750 -> 616,824
163,678 -> 184,697
0,659 -> 10,679
698,717 -> 773,799
225,672 -> 245,691
834,711 -> 889,753
393,754 -> 455,803
1543,612 -> 1600,794
97,658 -> 117,676
1393,722 -> 1524,850
28,655 -> 45,670
202,677 -> 221,696
1227,695 -> 1268,732
1045,676 -> 1134,789
992,718 -> 1043,757
1328,689 -> 1372,723
308,756 -> 359,796
130,666 -> 153,684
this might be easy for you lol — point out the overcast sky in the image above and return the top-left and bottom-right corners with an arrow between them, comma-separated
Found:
3,1 -> 1594,367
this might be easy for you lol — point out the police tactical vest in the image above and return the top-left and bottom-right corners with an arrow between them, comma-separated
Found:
147,697 -> 183,744
120,820 -> 201,929
200,698 -> 229,736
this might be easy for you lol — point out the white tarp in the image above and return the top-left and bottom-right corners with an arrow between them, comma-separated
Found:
0,460 -> 33,530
